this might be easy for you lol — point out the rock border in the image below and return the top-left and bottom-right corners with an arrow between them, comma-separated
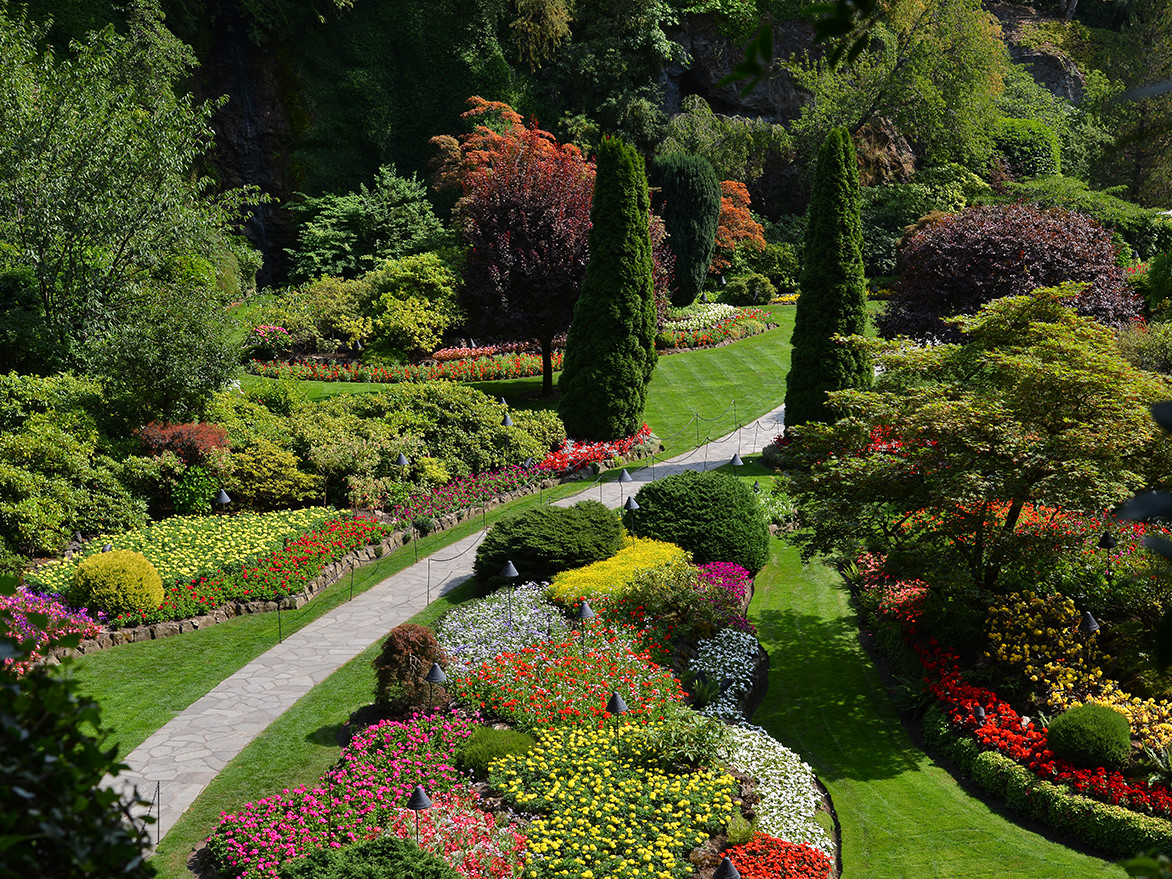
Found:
44,440 -> 664,662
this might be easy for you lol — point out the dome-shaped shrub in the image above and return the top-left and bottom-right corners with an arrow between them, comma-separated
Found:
67,549 -> 163,617
624,470 -> 770,573
1046,702 -> 1131,771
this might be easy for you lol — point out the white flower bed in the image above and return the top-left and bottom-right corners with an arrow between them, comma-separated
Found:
721,724 -> 834,856
436,581 -> 571,672
691,628 -> 759,722
664,303 -> 739,332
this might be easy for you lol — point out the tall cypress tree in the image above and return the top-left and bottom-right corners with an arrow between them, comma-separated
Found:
784,126 -> 870,427
558,137 -> 658,441
650,153 -> 722,306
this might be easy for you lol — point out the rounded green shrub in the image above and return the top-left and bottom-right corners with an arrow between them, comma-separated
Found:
718,272 -> 776,306
1047,702 -> 1131,772
276,834 -> 460,879
473,500 -> 624,592
67,549 -> 163,616
625,470 -> 770,573
992,117 -> 1061,179
457,726 -> 535,779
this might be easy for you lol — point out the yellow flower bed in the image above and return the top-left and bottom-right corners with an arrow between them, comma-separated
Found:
491,723 -> 737,879
987,590 -> 1172,749
548,538 -> 689,604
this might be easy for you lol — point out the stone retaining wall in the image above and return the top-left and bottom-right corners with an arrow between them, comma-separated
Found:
45,441 -> 663,662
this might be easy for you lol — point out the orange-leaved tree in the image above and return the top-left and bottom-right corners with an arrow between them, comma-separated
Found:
709,180 -> 766,277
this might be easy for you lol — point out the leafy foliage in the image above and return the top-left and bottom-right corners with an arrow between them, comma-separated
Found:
276,835 -> 461,879
709,180 -> 766,276
1047,702 -> 1132,772
625,470 -> 770,573
650,153 -> 722,306
992,117 -> 1062,179
0,574 -> 154,877
286,164 -> 444,282
779,286 -> 1172,595
879,202 -> 1142,342
67,549 -> 164,617
473,501 -> 624,592
136,421 -> 230,466
372,623 -> 448,711
434,97 -> 595,396
784,127 -> 870,427
558,138 -> 658,441
367,252 -> 463,358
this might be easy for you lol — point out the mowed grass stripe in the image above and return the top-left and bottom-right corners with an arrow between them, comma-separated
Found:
750,539 -> 1124,879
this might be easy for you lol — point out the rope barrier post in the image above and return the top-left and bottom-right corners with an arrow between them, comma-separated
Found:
427,557 -> 432,604
277,602 -> 283,643
349,560 -> 355,601
154,780 -> 161,846
696,416 -> 700,448
412,527 -> 418,563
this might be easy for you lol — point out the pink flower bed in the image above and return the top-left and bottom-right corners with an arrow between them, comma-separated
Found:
206,710 -> 526,879
0,586 -> 102,674
697,562 -> 757,633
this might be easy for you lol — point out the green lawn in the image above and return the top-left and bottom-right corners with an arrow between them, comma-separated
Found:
751,538 -> 1125,878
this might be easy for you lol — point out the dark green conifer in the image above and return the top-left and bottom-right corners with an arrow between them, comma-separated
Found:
558,137 -> 658,441
650,153 -> 722,306
784,126 -> 870,427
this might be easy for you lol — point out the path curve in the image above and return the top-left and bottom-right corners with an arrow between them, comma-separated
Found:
107,404 -> 787,838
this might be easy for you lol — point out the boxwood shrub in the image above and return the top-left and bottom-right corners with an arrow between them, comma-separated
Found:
473,500 -> 624,592
276,834 -> 460,879
1047,702 -> 1131,772
624,470 -> 770,573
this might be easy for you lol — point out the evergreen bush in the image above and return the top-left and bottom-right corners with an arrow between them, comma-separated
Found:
624,470 -> 769,573
371,623 -> 447,712
558,137 -> 658,441
650,153 -> 722,306
67,549 -> 163,617
456,726 -> 535,779
276,834 -> 460,879
783,126 -> 871,427
473,500 -> 623,592
1047,702 -> 1132,771
718,273 -> 776,306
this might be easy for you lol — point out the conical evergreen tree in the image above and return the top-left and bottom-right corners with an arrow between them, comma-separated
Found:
784,126 -> 870,427
650,153 -> 722,306
558,137 -> 658,441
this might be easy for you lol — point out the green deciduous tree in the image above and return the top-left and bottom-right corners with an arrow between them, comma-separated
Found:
784,127 -> 870,427
650,153 -> 722,306
558,137 -> 657,441
779,285 -> 1172,597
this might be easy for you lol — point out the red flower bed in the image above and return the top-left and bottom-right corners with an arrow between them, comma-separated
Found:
247,351 -> 563,384
539,423 -> 652,473
727,833 -> 833,878
861,555 -> 1172,818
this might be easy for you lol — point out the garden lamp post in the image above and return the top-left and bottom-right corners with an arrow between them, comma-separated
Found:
972,704 -> 986,724
624,495 -> 639,512
403,785 -> 432,844
424,662 -> 447,707
101,543 -> 113,552
1098,531 -> 1117,585
606,691 -> 628,715
354,339 -> 363,353
214,489 -> 231,538
714,857 -> 740,879
576,599 -> 595,630
753,480 -> 760,493
730,453 -> 743,469
501,559 -> 519,623
618,468 -> 632,505
502,412 -> 513,427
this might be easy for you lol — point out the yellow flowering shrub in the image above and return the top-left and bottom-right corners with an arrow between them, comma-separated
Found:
491,723 -> 737,879
548,538 -> 690,604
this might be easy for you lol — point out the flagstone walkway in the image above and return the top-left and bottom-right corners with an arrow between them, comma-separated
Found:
109,403 -> 786,839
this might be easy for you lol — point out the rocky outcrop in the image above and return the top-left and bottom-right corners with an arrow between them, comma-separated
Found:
1008,43 -> 1086,104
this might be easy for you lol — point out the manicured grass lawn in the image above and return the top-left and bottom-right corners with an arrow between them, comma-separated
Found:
751,538 -> 1125,878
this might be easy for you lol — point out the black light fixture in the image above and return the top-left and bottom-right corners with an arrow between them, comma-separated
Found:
576,599 -> 596,624
396,452 -> 410,468
214,489 -> 231,506
624,495 -> 639,512
500,396 -> 508,406
424,662 -> 447,705
714,857 -> 741,879
1080,610 -> 1100,636
972,704 -> 986,722
502,413 -> 513,427
606,691 -> 628,715
101,543 -> 113,553
523,456 -> 535,470
730,453 -> 743,468
1098,531 -> 1117,584
354,339 -> 364,352
753,480 -> 760,493
403,785 -> 432,844
699,292 -> 708,303
619,468 -> 632,484
501,559 -> 519,622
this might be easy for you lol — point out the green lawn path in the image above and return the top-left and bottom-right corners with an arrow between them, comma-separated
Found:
752,538 -> 1125,878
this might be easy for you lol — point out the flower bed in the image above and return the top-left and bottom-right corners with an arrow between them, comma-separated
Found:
0,586 -> 102,673
539,423 -> 653,473
660,306 -> 771,349
436,582 -> 572,673
207,711 -> 526,879
30,508 -> 337,594
490,723 -> 737,879
690,630 -> 759,722
247,351 -> 562,384
431,338 -> 565,362
386,466 -> 536,528
449,626 -> 685,731
547,537 -> 689,604
726,834 -> 833,879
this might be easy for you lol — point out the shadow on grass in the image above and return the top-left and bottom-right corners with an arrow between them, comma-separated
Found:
751,606 -> 924,783
304,723 -> 343,746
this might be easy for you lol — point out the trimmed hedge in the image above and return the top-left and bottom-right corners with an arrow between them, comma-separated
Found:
276,834 -> 460,879
624,470 -> 770,573
1048,702 -> 1131,772
473,500 -> 624,593
922,704 -> 1172,858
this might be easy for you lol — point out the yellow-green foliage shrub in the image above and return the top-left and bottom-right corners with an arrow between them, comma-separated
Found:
67,549 -> 163,616
548,538 -> 689,604
223,440 -> 323,511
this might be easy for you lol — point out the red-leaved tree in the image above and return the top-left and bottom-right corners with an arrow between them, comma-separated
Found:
432,97 -> 673,395
709,180 -> 766,276
431,98 -> 595,396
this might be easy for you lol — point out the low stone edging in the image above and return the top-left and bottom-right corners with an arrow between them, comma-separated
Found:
46,442 -> 665,661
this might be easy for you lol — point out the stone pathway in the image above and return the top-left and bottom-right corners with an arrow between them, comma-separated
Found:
109,403 -> 786,840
